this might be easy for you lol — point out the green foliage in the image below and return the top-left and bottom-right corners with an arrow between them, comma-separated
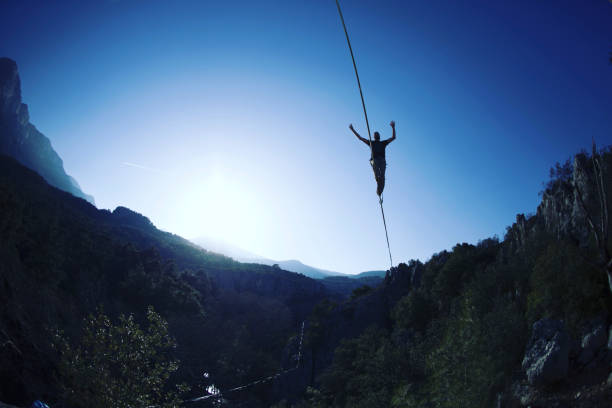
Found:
392,289 -> 434,333
395,248 -> 525,408
316,327 -> 401,408
544,159 -> 573,193
54,306 -> 188,408
306,299 -> 338,350
202,291 -> 293,390
350,285 -> 373,300
527,240 -> 610,331
310,235 -> 525,408
307,204 -> 610,408
424,294 -> 524,408
428,242 -> 498,313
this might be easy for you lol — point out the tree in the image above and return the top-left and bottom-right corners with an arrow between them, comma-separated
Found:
54,306 -> 188,408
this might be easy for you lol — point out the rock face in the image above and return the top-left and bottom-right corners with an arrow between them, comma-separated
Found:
536,154 -> 605,249
522,319 -> 570,385
0,57 -> 94,204
384,260 -> 423,304
578,318 -> 608,365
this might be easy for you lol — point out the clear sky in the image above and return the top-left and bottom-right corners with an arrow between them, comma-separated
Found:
1,0 -> 611,274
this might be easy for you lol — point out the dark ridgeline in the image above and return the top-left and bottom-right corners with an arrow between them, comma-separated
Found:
0,57 -> 94,204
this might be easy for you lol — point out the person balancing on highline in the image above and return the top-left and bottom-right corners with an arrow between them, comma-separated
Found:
349,121 -> 396,198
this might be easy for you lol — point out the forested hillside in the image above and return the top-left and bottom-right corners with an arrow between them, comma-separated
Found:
278,146 -> 612,408
0,154 -> 327,407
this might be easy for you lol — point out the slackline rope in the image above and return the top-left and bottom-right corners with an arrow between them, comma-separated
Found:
151,4 -> 392,403
379,194 -> 393,266
146,321 -> 305,407
335,0 -> 393,268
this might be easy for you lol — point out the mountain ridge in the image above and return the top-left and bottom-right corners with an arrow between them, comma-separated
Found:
0,57 -> 94,204
191,236 -> 381,279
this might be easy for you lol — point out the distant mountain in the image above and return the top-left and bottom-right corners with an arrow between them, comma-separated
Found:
0,57 -> 93,204
191,236 -> 350,279
319,275 -> 384,298
191,236 -> 272,264
274,259 -> 344,279
352,270 -> 387,278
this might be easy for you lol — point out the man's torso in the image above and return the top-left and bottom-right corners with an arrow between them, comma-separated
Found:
370,140 -> 389,159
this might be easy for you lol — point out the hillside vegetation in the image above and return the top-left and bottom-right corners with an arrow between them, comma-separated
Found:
282,146 -> 612,408
0,154 -> 326,407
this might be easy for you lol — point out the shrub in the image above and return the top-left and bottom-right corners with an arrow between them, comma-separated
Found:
526,240 -> 609,332
54,306 -> 188,408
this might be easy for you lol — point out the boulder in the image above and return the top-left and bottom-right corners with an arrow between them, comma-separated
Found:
522,319 -> 569,385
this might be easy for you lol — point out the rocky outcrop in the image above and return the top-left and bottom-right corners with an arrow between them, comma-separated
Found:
536,154 -> 604,248
578,317 -> 608,366
384,261 -> 423,305
504,213 -> 538,255
522,319 -> 570,385
0,57 -> 93,204
502,151 -> 609,260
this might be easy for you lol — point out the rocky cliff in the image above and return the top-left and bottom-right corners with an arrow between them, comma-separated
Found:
0,57 -> 93,204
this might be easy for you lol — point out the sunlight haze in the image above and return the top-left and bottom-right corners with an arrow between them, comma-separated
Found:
1,0 -> 611,273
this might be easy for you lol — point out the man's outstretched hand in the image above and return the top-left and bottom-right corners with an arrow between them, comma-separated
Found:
390,120 -> 395,128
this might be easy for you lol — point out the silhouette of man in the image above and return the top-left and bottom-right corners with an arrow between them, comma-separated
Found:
350,121 -> 396,197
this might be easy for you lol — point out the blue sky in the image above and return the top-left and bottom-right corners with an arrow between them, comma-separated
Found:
1,0 -> 611,273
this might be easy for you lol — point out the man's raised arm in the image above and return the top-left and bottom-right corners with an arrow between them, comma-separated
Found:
386,120 -> 396,144
349,124 -> 370,146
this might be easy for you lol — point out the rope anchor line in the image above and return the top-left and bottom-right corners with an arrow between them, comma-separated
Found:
178,321 -> 305,406
379,195 -> 392,267
335,0 -> 393,269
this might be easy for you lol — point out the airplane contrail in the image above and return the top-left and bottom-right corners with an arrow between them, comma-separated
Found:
122,162 -> 166,174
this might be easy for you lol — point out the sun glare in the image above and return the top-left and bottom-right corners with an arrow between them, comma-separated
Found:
174,171 -> 263,250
